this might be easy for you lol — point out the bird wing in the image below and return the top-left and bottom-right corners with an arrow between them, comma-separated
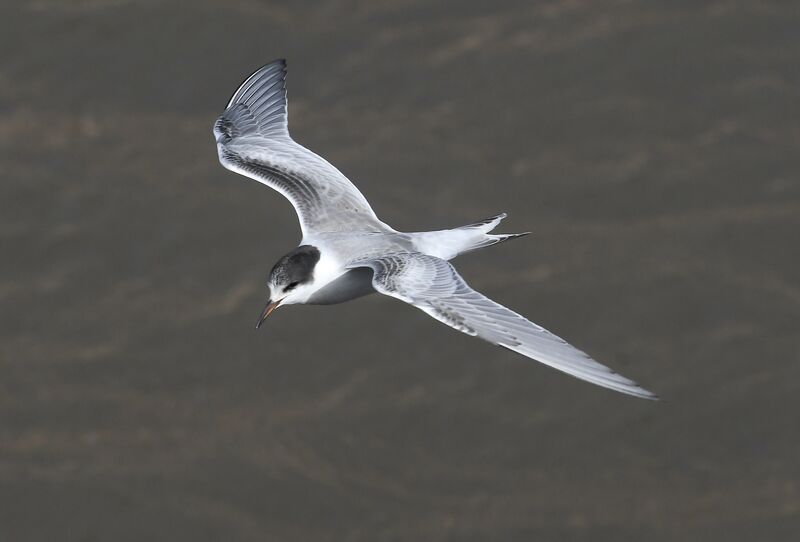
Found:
348,252 -> 657,399
214,59 -> 393,237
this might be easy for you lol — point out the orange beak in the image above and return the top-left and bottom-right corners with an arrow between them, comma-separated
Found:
255,299 -> 281,329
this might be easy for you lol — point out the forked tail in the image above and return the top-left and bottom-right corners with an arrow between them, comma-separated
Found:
413,213 -> 530,260
457,213 -> 530,252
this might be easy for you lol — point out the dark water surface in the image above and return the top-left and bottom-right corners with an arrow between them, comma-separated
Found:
2,1 -> 799,540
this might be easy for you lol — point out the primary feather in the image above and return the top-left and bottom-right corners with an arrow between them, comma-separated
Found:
348,252 -> 657,400
214,59 -> 393,237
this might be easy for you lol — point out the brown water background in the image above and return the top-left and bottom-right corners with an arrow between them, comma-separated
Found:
2,1 -> 799,540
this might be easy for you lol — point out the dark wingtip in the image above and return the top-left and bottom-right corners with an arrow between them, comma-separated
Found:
633,387 -> 660,401
269,58 -> 287,72
265,58 -> 287,74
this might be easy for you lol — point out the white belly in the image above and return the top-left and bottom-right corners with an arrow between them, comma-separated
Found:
306,267 -> 375,305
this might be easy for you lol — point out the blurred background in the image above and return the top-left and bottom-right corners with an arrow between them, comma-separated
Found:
2,1 -> 799,540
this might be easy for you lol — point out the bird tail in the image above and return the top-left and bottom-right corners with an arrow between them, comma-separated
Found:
456,213 -> 531,252
456,213 -> 530,252
413,213 -> 530,260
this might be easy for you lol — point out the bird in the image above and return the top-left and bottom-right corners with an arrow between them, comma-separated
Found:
213,59 -> 656,400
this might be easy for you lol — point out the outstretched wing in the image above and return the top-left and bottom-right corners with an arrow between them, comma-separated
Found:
214,59 -> 393,237
349,253 -> 657,399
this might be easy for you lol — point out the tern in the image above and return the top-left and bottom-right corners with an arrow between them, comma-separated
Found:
213,59 -> 656,399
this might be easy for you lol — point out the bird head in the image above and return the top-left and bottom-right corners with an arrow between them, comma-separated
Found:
255,245 -> 321,328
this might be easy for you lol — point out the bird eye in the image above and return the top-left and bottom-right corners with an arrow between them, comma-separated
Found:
284,281 -> 299,292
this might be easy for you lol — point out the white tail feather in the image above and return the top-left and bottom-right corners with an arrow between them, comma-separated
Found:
411,213 -> 530,260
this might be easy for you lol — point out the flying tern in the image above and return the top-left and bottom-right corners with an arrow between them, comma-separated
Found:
213,59 -> 656,399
